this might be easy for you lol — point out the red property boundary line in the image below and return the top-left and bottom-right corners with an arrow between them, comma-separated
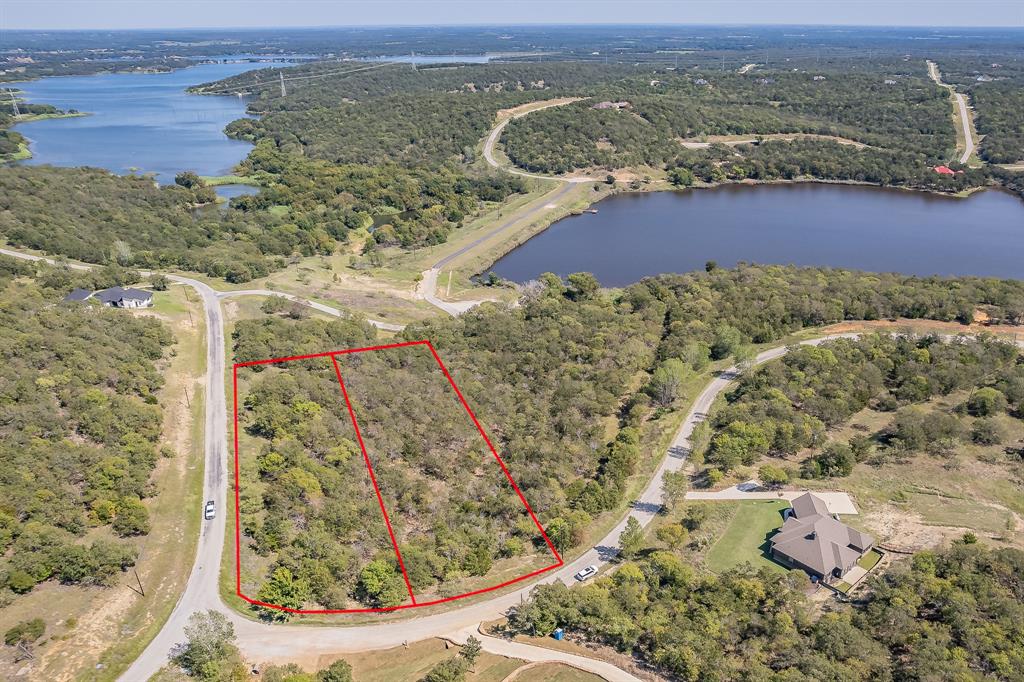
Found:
232,339 -> 563,615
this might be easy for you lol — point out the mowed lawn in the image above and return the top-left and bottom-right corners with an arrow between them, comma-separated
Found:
705,500 -> 791,574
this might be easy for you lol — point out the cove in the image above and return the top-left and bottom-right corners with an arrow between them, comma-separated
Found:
12,61 -> 289,184
489,183 -> 1024,286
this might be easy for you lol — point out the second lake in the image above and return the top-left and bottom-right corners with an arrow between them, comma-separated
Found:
490,183 -> 1024,286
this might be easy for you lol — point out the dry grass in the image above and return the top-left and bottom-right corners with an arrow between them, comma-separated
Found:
0,285 -> 207,681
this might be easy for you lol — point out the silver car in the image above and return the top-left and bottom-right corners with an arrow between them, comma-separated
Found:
204,500 -> 216,520
574,565 -> 598,581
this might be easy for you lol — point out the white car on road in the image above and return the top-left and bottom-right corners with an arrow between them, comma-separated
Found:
204,500 -> 216,520
574,565 -> 598,582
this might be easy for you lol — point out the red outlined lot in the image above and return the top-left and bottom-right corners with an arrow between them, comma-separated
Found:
232,339 -> 563,614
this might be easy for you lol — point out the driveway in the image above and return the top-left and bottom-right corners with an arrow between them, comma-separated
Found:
686,486 -> 860,515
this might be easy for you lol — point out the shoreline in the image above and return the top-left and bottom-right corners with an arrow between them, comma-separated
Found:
469,176 -> 1006,282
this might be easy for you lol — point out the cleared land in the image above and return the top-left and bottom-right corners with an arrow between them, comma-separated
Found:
704,500 -> 791,575
0,286 -> 207,681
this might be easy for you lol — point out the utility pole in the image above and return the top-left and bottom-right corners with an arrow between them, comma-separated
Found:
184,386 -> 191,409
132,567 -> 145,597
279,71 -> 286,98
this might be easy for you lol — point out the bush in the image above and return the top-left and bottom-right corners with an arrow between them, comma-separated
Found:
967,388 -> 1008,416
4,618 -> 44,646
971,417 -> 1006,445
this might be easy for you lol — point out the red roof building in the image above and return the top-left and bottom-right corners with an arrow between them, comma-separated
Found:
934,165 -> 957,175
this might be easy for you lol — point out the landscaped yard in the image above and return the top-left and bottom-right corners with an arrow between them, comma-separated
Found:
858,548 -> 883,571
705,500 -> 791,574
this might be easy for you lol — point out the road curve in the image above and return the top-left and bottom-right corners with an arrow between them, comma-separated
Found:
219,289 -> 405,331
128,327 -> 861,679
6,244 -> 1013,681
482,100 -> 597,184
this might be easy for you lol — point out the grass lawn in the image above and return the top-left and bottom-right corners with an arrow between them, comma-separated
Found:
705,500 -> 791,574
335,638 -> 521,682
858,548 -> 883,571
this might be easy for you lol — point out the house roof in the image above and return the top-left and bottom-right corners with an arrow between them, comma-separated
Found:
64,287 -> 93,302
94,286 -> 152,304
934,165 -> 957,175
771,493 -> 873,576
790,492 -> 830,518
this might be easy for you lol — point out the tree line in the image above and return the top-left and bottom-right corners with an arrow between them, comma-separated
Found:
231,263 -> 1024,614
0,256 -> 174,601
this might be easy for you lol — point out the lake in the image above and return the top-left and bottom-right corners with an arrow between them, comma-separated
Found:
13,61 -> 288,184
490,184 -> 1024,286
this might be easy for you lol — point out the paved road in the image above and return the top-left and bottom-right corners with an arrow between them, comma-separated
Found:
686,488 -> 859,515
418,100 -> 598,316
927,59 -> 976,164
952,91 -> 975,164
482,99 -> 596,184
14,245 -> 1014,679
220,289 -> 405,331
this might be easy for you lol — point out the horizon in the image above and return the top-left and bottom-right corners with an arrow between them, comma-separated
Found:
6,22 -> 1024,32
3,0 -> 1023,31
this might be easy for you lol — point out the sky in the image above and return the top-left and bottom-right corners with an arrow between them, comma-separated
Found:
1,0 -> 1022,31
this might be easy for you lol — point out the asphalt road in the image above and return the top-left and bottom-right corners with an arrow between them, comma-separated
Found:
927,59 -> 976,165
9,246 -> 1017,680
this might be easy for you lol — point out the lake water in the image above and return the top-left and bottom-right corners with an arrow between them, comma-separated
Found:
365,54 -> 492,64
490,184 -> 1024,286
13,62 -> 288,184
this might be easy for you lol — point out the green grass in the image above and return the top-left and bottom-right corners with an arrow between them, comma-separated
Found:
198,174 -> 260,186
705,500 -> 790,574
833,580 -> 853,594
1,141 -> 32,162
857,548 -> 883,571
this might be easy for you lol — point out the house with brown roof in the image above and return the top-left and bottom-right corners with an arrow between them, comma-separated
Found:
770,493 -> 873,580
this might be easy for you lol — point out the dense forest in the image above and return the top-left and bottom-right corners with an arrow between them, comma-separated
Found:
194,57 -> 1024,201
0,256 -> 174,600
232,264 -> 1024,613
503,69 -> 955,173
0,156 -> 524,278
509,539 -> 1024,681
207,62 -> 634,167
936,56 -> 1024,164
703,334 -> 1023,477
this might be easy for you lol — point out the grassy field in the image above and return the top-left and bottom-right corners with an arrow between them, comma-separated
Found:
704,500 -> 791,575
198,174 -> 260,186
0,285 -> 209,681
314,638 -> 603,682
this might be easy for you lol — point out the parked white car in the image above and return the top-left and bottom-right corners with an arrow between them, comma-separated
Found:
574,565 -> 598,582
204,500 -> 216,520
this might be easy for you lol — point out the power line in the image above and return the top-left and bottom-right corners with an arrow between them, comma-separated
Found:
191,61 -> 397,97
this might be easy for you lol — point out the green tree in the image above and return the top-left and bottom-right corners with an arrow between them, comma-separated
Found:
710,325 -> 743,360
112,496 -> 150,536
668,167 -> 695,187
356,560 -> 407,608
460,635 -> 483,668
758,464 -> 790,488
967,387 -> 1008,416
647,358 -> 690,406
316,659 -> 354,682
256,567 -> 311,618
618,516 -> 644,560
566,272 -> 600,301
174,170 -> 203,189
172,610 -> 247,681
661,470 -> 689,511
421,656 -> 468,682
655,523 -> 689,550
